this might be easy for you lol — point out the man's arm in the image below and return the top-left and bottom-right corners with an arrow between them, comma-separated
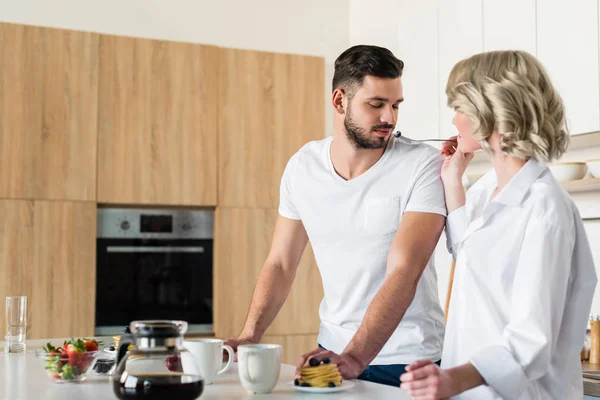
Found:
232,215 -> 310,345
342,211 -> 445,370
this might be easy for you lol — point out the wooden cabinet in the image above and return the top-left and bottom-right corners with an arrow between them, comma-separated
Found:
537,0 -> 600,135
0,23 -> 99,201
438,0 -> 483,140
396,0 -> 439,141
0,200 -> 96,339
218,48 -> 325,208
214,208 -> 323,339
261,334 -> 319,365
98,35 -> 219,206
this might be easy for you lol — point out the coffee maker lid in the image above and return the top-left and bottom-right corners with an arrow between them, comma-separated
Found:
130,320 -> 187,338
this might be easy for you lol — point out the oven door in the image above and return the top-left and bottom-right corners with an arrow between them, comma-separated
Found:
95,238 -> 213,335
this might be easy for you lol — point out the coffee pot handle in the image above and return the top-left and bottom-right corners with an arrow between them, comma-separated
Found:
116,334 -> 134,365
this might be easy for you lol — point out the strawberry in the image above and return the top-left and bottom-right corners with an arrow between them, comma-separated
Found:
65,339 -> 88,371
84,339 -> 99,352
164,355 -> 182,372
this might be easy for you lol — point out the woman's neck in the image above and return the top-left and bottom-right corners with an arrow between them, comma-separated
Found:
488,134 -> 527,196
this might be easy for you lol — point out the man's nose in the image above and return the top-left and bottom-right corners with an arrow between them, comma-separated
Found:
380,106 -> 396,126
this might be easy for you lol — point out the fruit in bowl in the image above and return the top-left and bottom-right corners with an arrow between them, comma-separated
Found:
35,338 -> 101,383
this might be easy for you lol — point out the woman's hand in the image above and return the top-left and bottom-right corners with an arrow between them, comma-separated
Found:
440,136 -> 474,189
400,360 -> 455,400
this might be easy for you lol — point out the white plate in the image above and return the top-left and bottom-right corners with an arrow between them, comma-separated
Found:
287,380 -> 355,393
103,348 -> 116,355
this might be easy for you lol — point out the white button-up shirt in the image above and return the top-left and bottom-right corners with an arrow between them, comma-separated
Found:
442,159 -> 597,399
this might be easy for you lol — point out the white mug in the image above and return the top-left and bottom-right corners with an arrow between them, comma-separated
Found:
183,339 -> 234,384
237,344 -> 281,394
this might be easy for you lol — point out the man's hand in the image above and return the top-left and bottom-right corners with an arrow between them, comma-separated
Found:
294,348 -> 365,380
223,337 -> 257,361
400,360 -> 455,400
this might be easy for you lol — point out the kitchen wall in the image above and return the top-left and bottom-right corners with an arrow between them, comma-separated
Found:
0,0 -> 350,137
350,0 -> 600,315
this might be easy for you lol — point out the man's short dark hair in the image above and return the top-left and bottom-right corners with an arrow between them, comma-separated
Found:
332,45 -> 404,97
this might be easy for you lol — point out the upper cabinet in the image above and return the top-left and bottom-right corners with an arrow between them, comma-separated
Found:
483,0 -> 536,55
396,0 -> 439,141
537,0 -> 600,135
438,0 -> 483,140
97,35 -> 219,206
0,23 -> 99,201
219,48 -> 325,208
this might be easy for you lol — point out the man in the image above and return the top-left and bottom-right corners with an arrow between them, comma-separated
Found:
225,45 -> 447,387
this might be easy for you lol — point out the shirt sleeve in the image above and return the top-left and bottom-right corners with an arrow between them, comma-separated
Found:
468,217 -> 575,399
445,206 -> 468,259
278,154 -> 301,220
405,153 -> 447,216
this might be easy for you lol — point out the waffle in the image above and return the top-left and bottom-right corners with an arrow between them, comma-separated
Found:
296,361 -> 343,388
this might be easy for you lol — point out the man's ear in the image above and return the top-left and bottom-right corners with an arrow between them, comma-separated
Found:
332,89 -> 346,115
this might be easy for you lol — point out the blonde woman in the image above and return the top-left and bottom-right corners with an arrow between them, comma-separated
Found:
400,50 -> 597,399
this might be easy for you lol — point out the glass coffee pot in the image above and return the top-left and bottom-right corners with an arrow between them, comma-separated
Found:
112,320 -> 204,400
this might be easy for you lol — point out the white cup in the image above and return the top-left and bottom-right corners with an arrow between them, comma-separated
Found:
237,344 -> 281,394
183,339 -> 234,384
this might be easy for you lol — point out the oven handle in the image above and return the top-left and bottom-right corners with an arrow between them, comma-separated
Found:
106,246 -> 205,253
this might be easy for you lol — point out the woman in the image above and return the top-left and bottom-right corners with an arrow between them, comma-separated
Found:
400,50 -> 597,399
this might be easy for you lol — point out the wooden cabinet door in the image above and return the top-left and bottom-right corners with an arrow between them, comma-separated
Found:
0,200 -> 96,339
214,208 -> 323,339
0,23 -> 99,201
98,35 -> 219,206
219,48 -> 325,208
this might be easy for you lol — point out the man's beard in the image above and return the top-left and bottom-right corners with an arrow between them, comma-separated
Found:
344,104 -> 394,150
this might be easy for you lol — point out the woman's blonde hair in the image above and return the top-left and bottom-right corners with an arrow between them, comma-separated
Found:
446,50 -> 569,163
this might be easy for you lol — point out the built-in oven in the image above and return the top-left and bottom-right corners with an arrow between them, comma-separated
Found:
95,208 -> 213,335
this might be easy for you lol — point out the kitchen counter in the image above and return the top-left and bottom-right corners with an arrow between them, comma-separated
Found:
0,338 -> 411,399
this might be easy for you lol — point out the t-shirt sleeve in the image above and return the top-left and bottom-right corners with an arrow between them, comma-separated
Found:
278,153 -> 301,220
405,152 -> 447,216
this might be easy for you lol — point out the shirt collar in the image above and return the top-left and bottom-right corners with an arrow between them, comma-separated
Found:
475,159 -> 547,207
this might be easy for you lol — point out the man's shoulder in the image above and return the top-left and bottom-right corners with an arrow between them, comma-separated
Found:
390,137 -> 440,160
298,137 -> 331,154
289,137 -> 331,165
385,138 -> 443,176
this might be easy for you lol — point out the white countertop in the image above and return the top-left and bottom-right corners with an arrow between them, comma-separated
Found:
1,338 -> 412,399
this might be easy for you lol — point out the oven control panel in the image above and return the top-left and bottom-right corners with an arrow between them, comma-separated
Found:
97,208 -> 214,239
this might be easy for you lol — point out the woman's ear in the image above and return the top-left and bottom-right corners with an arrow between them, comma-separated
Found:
332,89 -> 346,115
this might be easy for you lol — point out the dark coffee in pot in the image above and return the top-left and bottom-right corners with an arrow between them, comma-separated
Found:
113,373 -> 204,400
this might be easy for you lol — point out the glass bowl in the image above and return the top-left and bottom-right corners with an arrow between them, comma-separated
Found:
35,348 -> 99,383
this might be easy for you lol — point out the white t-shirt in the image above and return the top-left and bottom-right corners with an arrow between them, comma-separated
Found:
278,135 -> 447,365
